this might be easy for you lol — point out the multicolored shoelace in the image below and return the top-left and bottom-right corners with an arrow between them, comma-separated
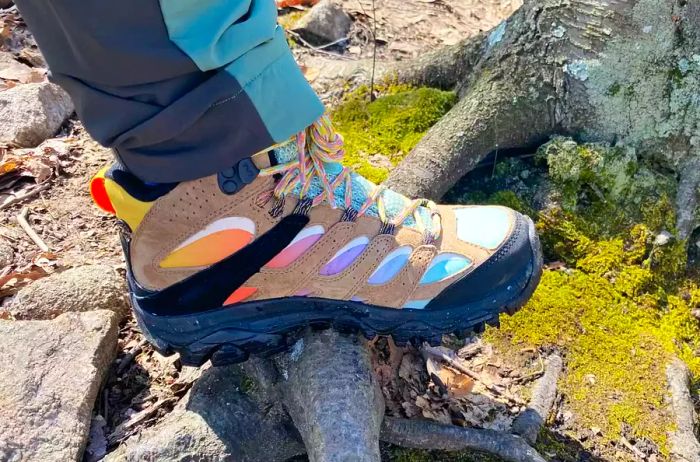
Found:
258,115 -> 442,240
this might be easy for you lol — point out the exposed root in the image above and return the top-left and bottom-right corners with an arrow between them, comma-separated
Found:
277,329 -> 385,462
304,33 -> 485,91
384,76 -> 556,199
666,359 -> 700,462
511,354 -> 563,445
380,417 -> 547,462
676,155 -> 700,240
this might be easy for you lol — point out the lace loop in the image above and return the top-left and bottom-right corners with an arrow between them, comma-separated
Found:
259,115 -> 441,237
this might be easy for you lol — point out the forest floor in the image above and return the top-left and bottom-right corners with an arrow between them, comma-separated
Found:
1,1 -> 698,462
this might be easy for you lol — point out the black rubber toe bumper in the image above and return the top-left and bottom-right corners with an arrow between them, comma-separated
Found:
425,213 -> 533,309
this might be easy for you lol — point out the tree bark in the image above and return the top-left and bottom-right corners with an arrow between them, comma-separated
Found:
277,330 -> 385,462
381,0 -> 698,239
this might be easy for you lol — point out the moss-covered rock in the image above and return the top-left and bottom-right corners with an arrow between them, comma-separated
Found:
332,85 -> 457,184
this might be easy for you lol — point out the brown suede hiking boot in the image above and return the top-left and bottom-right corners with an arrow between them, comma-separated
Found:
90,116 -> 543,366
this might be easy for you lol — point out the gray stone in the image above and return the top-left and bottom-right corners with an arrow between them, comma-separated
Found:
9,264 -> 129,321
0,238 -> 13,267
0,310 -> 120,462
105,364 -> 305,462
654,230 -> 674,246
0,82 -> 74,148
0,52 -> 35,83
293,0 -> 352,45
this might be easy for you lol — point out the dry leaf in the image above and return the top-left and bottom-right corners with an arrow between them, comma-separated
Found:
276,0 -> 318,7
426,357 -> 474,398
0,138 -> 72,197
301,65 -> 320,82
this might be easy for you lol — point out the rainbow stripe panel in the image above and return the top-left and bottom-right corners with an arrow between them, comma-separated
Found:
160,217 -> 255,268
266,225 -> 325,269
367,246 -> 412,285
320,236 -> 370,276
419,253 -> 471,285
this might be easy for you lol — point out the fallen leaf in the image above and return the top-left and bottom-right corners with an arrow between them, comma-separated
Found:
301,65 -> 320,82
276,0 -> 318,7
426,357 -> 474,398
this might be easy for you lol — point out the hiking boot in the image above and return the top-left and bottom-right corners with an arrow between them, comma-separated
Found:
90,116 -> 543,366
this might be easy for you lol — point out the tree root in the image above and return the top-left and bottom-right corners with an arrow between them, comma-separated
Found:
277,330 -> 385,462
381,417 -> 546,462
511,354 -> 563,445
304,33 -> 485,91
107,330 -> 551,462
666,359 -> 700,462
384,76 -> 556,199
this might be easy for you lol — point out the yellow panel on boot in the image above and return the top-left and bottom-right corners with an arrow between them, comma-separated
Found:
103,179 -> 153,231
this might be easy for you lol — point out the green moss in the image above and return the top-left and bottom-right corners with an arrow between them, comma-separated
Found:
239,374 -> 257,395
278,10 -> 305,30
331,85 -> 457,184
476,140 -> 698,453
389,447 -> 504,462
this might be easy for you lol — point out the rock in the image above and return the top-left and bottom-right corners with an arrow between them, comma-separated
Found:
9,264 -> 129,321
0,238 -> 13,267
0,52 -> 40,83
0,82 -> 74,148
0,310 -> 119,462
654,230 -> 673,246
293,0 -> 352,45
106,364 -> 305,462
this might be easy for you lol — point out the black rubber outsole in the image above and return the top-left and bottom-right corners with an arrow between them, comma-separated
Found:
132,216 -> 544,367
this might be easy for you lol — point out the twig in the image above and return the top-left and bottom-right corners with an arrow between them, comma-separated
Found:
116,338 -> 148,375
0,183 -> 50,210
666,358 -> 700,462
422,345 -> 526,405
511,354 -> 545,384
286,30 -> 353,60
620,436 -> 646,461
381,417 -> 546,462
369,0 -> 377,101
16,207 -> 49,252
511,354 -> 563,445
107,397 -> 176,445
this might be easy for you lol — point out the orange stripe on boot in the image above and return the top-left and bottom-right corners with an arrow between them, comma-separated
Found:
160,229 -> 254,268
224,287 -> 257,305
